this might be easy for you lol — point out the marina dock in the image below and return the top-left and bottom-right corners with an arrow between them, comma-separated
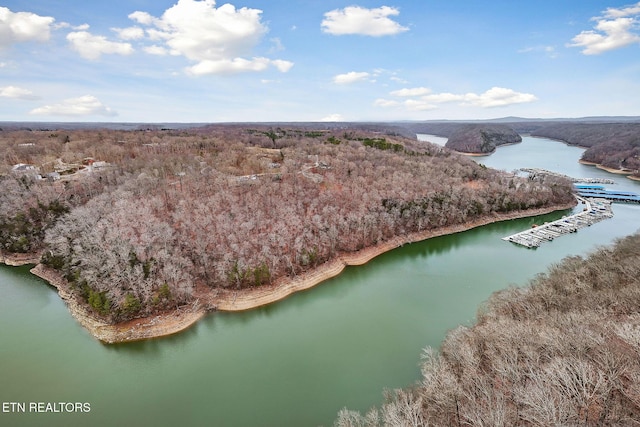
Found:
575,186 -> 640,203
502,197 -> 613,248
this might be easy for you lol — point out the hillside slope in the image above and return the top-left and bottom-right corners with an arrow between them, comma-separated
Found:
0,126 -> 574,327
337,232 -> 640,426
531,123 -> 640,175
444,124 -> 522,154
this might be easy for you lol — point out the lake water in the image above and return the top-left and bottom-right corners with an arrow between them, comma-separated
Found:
1,136 -> 639,427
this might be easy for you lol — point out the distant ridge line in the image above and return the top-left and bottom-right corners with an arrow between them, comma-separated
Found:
1,116 -> 639,131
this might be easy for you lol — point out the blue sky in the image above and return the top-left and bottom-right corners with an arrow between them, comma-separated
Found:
1,0 -> 639,122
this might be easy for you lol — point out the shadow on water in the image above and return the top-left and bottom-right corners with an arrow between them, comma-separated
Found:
0,264 -> 45,287
0,264 -> 59,310
237,300 -> 282,318
369,208 -> 574,266
103,313 -> 208,355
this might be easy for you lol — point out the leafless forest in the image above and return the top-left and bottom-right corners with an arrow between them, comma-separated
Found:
403,120 -> 640,176
530,123 -> 640,176
336,232 -> 640,426
0,126 -> 574,322
444,124 -> 522,154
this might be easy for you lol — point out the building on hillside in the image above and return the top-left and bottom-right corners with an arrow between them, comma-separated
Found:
11,163 -> 37,173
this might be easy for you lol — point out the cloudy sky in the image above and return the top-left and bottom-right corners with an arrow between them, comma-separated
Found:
1,0 -> 639,122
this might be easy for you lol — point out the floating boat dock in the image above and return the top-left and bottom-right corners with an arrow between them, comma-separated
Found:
575,184 -> 605,190
502,197 -> 613,248
575,186 -> 640,203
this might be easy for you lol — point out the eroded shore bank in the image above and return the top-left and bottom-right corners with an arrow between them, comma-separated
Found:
453,141 -> 524,157
29,264 -> 207,343
5,202 -> 575,344
0,251 -> 41,266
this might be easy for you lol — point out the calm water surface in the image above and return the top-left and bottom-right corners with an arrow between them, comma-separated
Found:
1,136 -> 639,426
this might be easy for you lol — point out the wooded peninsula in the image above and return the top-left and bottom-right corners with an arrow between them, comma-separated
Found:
0,123 -> 575,342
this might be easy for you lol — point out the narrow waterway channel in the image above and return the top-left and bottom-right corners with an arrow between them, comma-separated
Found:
1,136 -> 639,427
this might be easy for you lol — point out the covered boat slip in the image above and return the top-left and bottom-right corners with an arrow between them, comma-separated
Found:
575,186 -> 640,203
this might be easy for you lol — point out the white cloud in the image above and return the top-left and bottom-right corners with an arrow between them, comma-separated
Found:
187,57 -> 293,75
159,1 -> 266,60
461,87 -> 537,107
54,22 -> 90,31
320,113 -> 344,122
390,87 -> 431,97
603,2 -> 640,18
67,31 -> 134,60
403,99 -> 437,111
376,86 -> 537,110
128,0 -> 291,75
373,98 -> 400,108
0,6 -> 55,49
425,92 -> 465,103
30,95 -> 117,116
145,28 -> 167,42
389,76 -> 408,84
321,6 -> 409,36
568,3 -> 640,54
0,85 -> 39,100
271,59 -> 294,73
112,26 -> 145,40
333,71 -> 370,84
128,11 -> 155,26
144,45 -> 169,55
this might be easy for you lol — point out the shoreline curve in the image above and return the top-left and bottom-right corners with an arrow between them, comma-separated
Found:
4,202 -> 575,344
451,141 -> 523,157
208,203 -> 575,312
29,264 -> 207,344
579,159 -> 639,180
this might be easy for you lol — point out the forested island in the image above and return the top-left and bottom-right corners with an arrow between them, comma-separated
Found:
0,124 -> 575,342
336,232 -> 640,426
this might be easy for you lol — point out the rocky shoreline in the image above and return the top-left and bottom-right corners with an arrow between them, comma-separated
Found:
29,264 -> 206,344
0,250 -> 42,266
3,202 -> 575,344
454,141 -> 523,157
